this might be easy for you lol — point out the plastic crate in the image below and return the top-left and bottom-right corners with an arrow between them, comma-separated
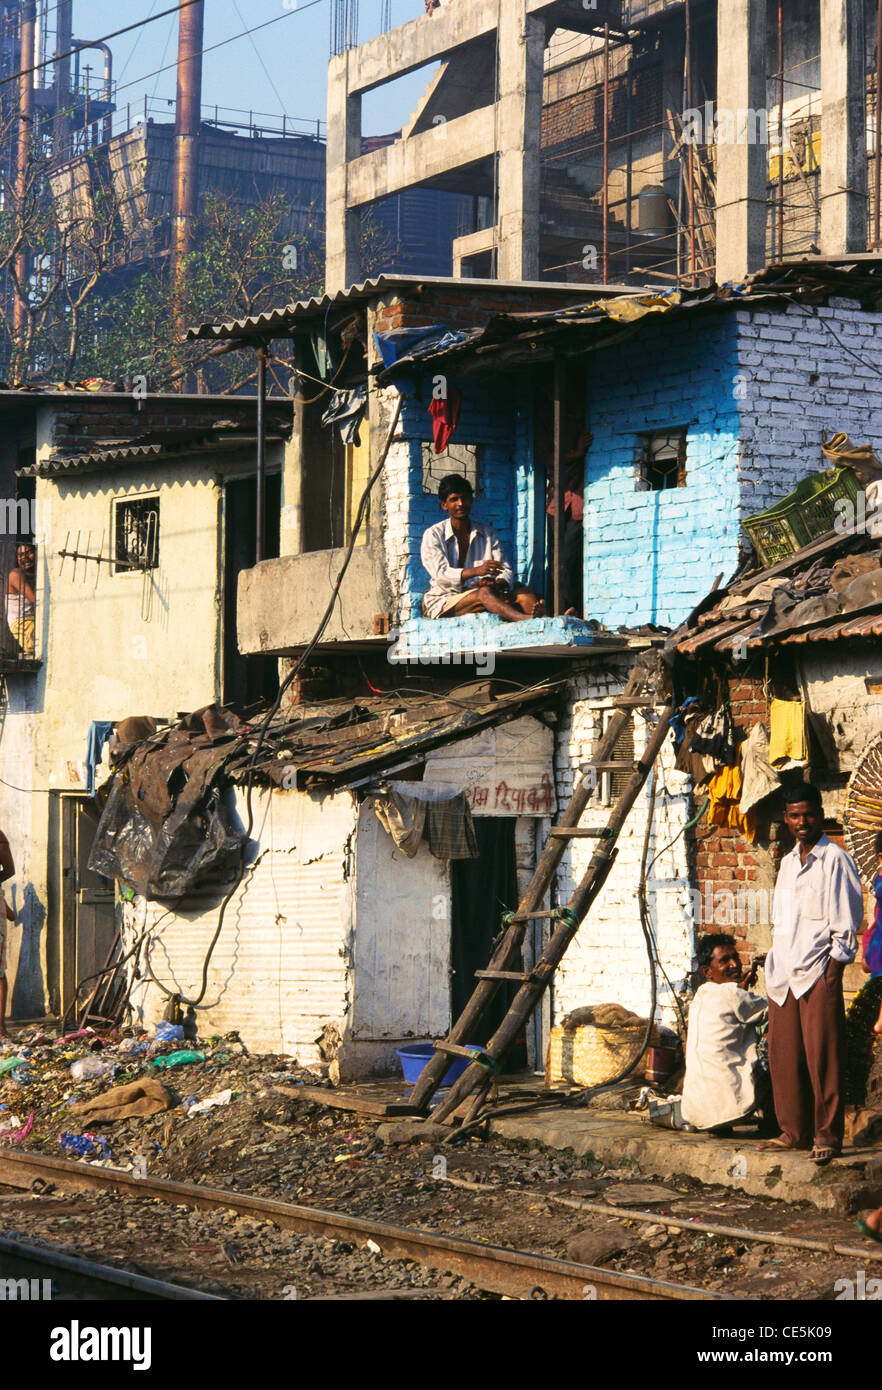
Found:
742,466 -> 859,567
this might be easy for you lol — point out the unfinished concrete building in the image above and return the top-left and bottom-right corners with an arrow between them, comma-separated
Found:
327,0 -> 881,290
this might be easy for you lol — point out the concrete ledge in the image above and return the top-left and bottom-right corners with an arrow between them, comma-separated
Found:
390,614 -> 600,665
488,1107 -> 882,1215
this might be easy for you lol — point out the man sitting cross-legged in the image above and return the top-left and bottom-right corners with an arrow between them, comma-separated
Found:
421,475 -> 547,622
680,933 -> 774,1135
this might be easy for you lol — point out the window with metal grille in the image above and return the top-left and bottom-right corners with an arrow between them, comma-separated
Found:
640,428 -> 687,491
114,496 -> 159,574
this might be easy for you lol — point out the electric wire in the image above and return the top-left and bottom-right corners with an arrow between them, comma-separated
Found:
0,0 -> 206,87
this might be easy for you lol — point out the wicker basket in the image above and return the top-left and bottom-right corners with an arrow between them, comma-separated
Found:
547,1008 -> 662,1087
742,466 -> 859,568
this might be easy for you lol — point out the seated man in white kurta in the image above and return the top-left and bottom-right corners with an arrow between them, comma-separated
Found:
681,933 -> 771,1134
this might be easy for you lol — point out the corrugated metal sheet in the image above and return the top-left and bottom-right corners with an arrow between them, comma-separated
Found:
351,805 -> 450,1040
128,788 -> 357,1062
185,275 -> 613,342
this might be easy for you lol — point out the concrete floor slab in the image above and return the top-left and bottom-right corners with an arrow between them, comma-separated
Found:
488,1107 -> 882,1215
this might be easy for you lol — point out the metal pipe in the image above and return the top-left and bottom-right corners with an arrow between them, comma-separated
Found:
602,22 -> 610,283
53,0 -> 73,162
14,0 -> 36,355
72,41 -> 113,144
685,0 -> 695,284
172,0 -> 205,342
256,346 -> 268,563
552,357 -> 565,616
777,0 -> 784,260
876,0 -> 882,247
625,37 -> 633,277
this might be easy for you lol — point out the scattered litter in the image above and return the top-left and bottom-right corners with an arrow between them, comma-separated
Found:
365,1239 -> 381,1254
154,1022 -> 185,1044
59,1132 -> 112,1160
148,1050 -> 206,1072
70,1058 -> 110,1082
0,1056 -> 26,1076
5,1112 -> 34,1144
186,1088 -> 232,1118
0,1112 -> 23,1134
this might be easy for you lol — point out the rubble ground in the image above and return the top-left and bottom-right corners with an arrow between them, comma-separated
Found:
2,1026 -> 878,1299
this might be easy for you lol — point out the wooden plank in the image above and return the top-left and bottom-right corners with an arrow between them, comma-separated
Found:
474,970 -> 529,982
548,826 -> 609,839
271,1085 -> 421,1118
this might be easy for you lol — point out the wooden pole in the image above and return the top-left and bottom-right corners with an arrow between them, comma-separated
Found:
552,356 -> 565,616
14,0 -> 36,357
256,345 -> 268,563
602,23 -> 610,283
876,0 -> 882,247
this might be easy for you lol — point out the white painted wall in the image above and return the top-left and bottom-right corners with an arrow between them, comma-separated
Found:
553,662 -> 696,1034
125,787 -> 357,1066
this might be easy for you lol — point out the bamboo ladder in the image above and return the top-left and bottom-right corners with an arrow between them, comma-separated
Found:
409,654 -> 674,1124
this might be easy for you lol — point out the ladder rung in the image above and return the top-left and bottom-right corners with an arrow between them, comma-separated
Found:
433,1041 -> 486,1060
586,761 -> 636,772
548,826 -> 609,839
611,696 -> 652,707
507,908 -> 561,922
475,969 -> 529,982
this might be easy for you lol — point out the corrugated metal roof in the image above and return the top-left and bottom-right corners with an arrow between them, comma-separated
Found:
22,422 -> 289,479
184,274 -> 632,343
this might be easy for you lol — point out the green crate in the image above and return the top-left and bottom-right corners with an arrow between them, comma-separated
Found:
742,466 -> 859,568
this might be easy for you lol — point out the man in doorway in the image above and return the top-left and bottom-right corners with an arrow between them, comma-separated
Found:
0,829 -> 15,1039
759,781 -> 863,1164
6,542 -> 35,657
680,933 -> 771,1134
421,475 -> 546,622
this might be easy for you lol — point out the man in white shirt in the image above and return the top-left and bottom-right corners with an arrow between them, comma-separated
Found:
759,781 -> 863,1164
681,934 -> 770,1133
420,475 -> 546,621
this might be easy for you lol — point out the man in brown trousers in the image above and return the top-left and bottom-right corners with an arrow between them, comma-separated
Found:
759,782 -> 863,1164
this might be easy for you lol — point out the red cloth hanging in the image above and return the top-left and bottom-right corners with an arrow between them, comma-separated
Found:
428,387 -> 462,454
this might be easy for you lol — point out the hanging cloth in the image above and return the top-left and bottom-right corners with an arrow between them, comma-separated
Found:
706,754 -> 756,842
689,702 -> 737,766
322,386 -> 367,446
428,386 -> 462,453
85,720 -> 114,796
767,698 -> 808,768
738,721 -> 780,815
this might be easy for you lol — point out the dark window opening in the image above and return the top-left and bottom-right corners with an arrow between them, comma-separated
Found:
640,428 -> 687,490
223,474 -> 281,708
114,496 -> 159,573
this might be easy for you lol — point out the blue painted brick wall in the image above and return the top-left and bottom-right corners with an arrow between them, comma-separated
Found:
583,311 -> 742,628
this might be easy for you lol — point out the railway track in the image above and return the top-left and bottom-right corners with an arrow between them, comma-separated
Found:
0,1148 -> 730,1301
0,1233 -> 223,1300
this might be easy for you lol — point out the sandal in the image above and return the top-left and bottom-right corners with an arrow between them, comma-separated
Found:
857,1218 -> 882,1244
757,1136 -> 801,1152
810,1146 -> 838,1166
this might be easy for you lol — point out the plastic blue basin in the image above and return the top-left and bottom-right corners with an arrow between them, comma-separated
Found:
396,1043 -> 484,1088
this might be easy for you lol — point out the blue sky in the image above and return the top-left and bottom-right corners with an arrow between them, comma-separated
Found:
78,0 -> 431,136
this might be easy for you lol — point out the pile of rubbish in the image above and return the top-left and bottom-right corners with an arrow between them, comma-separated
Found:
0,1021 -> 323,1175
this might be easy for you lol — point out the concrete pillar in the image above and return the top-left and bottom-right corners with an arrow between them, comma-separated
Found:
325,52 -> 363,293
715,0 -> 767,283
496,4 -> 544,281
820,0 -> 867,255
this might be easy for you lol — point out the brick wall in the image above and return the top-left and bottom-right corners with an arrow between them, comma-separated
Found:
735,298 -> 882,517
48,394 -> 289,455
692,676 -> 784,966
584,308 -> 743,629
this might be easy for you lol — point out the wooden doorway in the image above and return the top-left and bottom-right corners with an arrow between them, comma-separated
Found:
56,796 -> 116,1020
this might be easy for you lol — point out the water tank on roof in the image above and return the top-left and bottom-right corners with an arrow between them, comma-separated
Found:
638,184 -> 671,238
